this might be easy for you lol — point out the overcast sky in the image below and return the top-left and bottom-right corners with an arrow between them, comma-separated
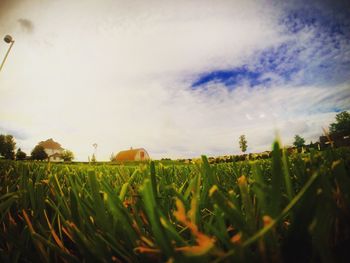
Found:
0,0 -> 349,161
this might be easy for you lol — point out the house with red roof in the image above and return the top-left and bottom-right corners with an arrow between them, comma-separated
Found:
38,138 -> 64,162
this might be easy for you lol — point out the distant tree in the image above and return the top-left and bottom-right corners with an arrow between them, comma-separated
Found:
0,135 -> 4,156
16,148 -> 27,160
239,135 -> 248,153
91,154 -> 96,163
0,134 -> 16,159
293,135 -> 305,148
31,145 -> 48,160
309,141 -> 314,149
110,152 -> 115,162
61,149 -> 74,162
329,111 -> 350,134
0,135 -> 5,158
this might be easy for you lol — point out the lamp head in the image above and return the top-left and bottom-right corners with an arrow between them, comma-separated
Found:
4,35 -> 13,44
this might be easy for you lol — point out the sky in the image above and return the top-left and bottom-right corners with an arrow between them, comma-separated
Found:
0,0 -> 349,161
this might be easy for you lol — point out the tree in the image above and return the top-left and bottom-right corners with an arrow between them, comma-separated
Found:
110,152 -> 115,162
61,149 -> 74,162
0,134 -> 16,159
16,148 -> 27,160
293,135 -> 305,148
329,111 -> 350,134
31,145 -> 48,160
91,154 -> 96,163
239,135 -> 248,153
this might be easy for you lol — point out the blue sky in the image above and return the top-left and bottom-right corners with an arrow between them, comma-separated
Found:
191,1 -> 350,91
0,0 -> 349,160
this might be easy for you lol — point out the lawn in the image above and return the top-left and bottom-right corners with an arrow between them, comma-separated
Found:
1,141 -> 350,262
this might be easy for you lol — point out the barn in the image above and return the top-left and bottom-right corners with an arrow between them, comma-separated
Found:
115,148 -> 150,162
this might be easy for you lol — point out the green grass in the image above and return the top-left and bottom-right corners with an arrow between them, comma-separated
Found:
1,141 -> 350,262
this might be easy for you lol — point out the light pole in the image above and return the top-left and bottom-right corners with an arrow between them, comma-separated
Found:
0,35 -> 15,72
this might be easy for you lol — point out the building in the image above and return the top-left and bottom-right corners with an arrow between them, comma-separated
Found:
38,138 -> 64,162
115,147 -> 150,162
319,130 -> 350,149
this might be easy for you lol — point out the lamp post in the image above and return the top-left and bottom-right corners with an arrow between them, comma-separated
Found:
0,35 -> 15,72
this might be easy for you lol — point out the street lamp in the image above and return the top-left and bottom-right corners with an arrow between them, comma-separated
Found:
0,35 -> 15,72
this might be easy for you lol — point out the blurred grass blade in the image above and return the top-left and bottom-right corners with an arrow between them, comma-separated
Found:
270,140 -> 283,217
140,179 -> 174,256
238,176 -> 256,234
209,185 -> 247,233
282,148 -> 294,202
244,171 -> 320,247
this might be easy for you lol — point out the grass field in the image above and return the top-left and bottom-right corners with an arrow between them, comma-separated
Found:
1,140 -> 350,262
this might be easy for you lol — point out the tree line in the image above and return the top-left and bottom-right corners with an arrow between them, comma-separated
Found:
237,111 -> 350,153
1,111 -> 349,161
0,136 -> 74,161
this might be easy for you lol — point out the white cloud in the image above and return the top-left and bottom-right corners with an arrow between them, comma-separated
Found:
0,0 -> 349,160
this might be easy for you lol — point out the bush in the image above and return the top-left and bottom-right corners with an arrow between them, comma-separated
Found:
16,148 -> 26,160
31,145 -> 48,160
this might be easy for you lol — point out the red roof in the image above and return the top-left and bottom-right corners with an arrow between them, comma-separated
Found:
115,148 -> 148,161
39,138 -> 63,150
